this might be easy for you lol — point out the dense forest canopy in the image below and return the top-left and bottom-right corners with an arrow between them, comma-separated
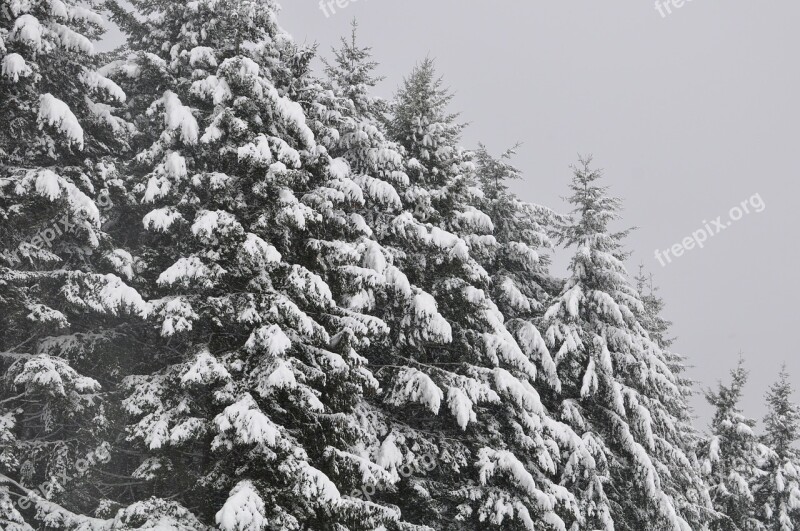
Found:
0,1 -> 797,530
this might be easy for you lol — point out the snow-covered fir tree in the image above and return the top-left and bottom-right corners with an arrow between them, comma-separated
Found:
387,57 -> 464,189
315,33 -> 474,529
0,2 -> 786,530
541,158 -> 712,530
0,0 -> 146,528
345,59 -> 589,530
634,267 -> 709,525
472,143 -> 562,314
322,43 -> 589,529
754,367 -> 800,530
100,0 -> 419,528
322,19 -> 388,124
634,267 -> 693,400
699,359 -> 766,531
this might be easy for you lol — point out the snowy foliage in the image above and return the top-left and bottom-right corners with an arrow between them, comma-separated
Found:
0,2 -> 786,530
753,368 -> 800,530
541,159 -> 711,531
699,360 -> 766,530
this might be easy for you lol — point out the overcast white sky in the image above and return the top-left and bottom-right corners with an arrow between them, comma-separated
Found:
279,1 -> 800,429
104,1 -> 800,429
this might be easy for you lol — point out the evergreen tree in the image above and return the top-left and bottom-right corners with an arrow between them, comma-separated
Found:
755,367 -> 800,530
316,19 -> 406,222
102,0 -> 413,527
322,19 -> 387,123
634,267 -> 694,412
634,267 -> 671,348
634,268 -> 695,404
317,36 -> 478,529
0,0 -> 145,528
634,267 -> 711,526
360,60 -> 588,530
700,359 -> 765,530
388,57 -> 464,188
0,3 -> 782,530
542,158 -> 710,530
472,144 -> 563,391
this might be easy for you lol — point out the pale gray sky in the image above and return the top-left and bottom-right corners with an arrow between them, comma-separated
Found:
279,1 -> 800,429
103,1 -> 800,429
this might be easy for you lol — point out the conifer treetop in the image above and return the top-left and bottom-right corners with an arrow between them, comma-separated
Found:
323,19 -> 386,119
388,57 -> 465,182
762,365 -> 800,458
559,156 -> 633,258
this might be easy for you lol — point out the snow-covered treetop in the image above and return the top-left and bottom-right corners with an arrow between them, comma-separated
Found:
558,156 -> 633,264
705,358 -> 756,434
109,0 -> 282,58
388,57 -> 465,184
1,0 -> 128,163
762,366 -> 800,459
474,143 -> 522,200
323,19 -> 386,121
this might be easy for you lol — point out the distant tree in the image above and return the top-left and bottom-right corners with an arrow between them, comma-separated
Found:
388,58 -> 464,187
700,359 -> 766,531
542,158 -> 711,530
755,367 -> 800,530
323,19 -> 387,121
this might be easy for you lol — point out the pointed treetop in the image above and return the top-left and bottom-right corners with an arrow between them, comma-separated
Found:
324,19 -> 384,102
388,57 -> 464,173
763,365 -> 800,457
635,263 -> 651,295
474,142 -> 522,200
706,358 -> 751,427
635,266 -> 677,348
556,157 -> 635,295
560,156 -> 632,249
396,57 -> 456,114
